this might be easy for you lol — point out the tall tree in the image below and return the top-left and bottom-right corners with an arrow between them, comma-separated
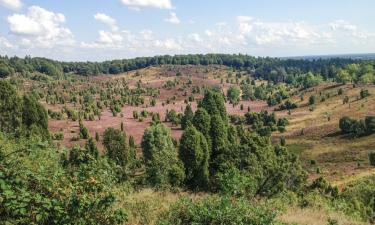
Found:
141,124 -> 185,188
209,114 -> 228,175
179,125 -> 209,189
181,104 -> 194,129
0,80 -> 22,134
21,95 -> 49,140
103,128 -> 130,168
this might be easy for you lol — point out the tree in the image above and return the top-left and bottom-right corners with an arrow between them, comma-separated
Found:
192,108 -> 211,139
209,115 -> 228,175
227,86 -> 241,104
199,89 -> 227,122
303,72 -> 322,89
335,69 -> 351,84
79,122 -> 89,139
0,81 -> 22,134
339,116 -> 357,134
181,104 -> 194,129
21,95 -> 49,140
86,137 -> 99,159
103,128 -> 130,168
166,109 -> 180,126
179,125 -> 209,189
365,116 -> 375,134
141,124 -> 185,188
241,84 -> 254,100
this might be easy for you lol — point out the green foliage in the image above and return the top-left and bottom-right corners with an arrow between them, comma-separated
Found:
360,89 -> 370,99
166,109 -> 180,126
199,89 -> 227,122
192,108 -> 211,138
227,86 -> 241,104
339,175 -> 375,222
241,84 -> 255,100
0,80 -> 22,134
141,124 -> 185,189
369,152 -> 375,167
157,196 -> 277,225
339,116 -> 375,137
209,114 -> 229,175
0,80 -> 50,139
179,125 -> 209,190
79,122 -> 89,139
181,104 -> 194,129
86,137 -> 99,159
103,128 -> 131,172
309,95 -> 316,105
335,69 -> 352,84
303,72 -> 322,89
215,167 -> 255,197
0,136 -> 127,225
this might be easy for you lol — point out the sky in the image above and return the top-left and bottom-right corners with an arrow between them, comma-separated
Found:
0,0 -> 374,61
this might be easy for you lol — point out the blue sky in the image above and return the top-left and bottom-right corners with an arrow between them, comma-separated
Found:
0,0 -> 374,61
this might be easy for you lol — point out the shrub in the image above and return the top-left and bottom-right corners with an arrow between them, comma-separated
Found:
309,95 -> 316,105
360,89 -> 370,99
369,152 -> 375,166
157,196 -> 277,225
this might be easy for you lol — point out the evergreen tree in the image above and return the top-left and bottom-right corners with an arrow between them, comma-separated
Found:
192,108 -> 211,139
21,95 -> 49,140
181,104 -> 194,129
141,124 -> 185,188
0,80 -> 22,134
103,128 -> 130,168
199,90 -> 227,122
209,115 -> 228,175
86,137 -> 99,159
179,125 -> 209,189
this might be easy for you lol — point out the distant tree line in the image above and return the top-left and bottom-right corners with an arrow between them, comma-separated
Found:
1,54 -> 370,83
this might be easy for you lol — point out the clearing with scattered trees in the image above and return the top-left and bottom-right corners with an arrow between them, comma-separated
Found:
1,54 -> 375,224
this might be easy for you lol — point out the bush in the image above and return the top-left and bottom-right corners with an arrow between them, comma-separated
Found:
309,95 -> 316,105
339,116 -> 375,137
157,196 -> 277,225
369,152 -> 375,166
0,137 -> 127,225
360,89 -> 370,99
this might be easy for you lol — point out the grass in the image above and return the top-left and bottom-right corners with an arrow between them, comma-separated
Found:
279,207 -> 369,225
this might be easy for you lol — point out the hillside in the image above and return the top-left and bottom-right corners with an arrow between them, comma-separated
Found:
2,59 -> 375,225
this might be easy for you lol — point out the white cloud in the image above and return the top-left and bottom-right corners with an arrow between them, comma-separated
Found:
188,33 -> 202,42
165,12 -> 180,24
7,6 -> 74,48
0,0 -> 22,10
155,38 -> 182,50
120,0 -> 172,10
94,13 -> 118,31
98,30 -> 123,44
0,36 -> 13,48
